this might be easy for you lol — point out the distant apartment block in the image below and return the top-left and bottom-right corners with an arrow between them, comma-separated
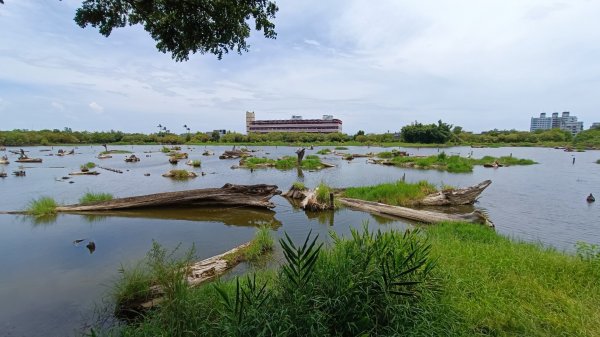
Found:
591,122 -> 600,129
530,111 -> 584,135
245,111 -> 343,134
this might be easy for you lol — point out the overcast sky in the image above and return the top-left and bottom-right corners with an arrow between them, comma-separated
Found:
1,0 -> 599,134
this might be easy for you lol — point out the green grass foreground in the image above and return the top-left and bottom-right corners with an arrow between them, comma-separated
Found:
100,223 -> 600,337
79,192 -> 113,205
426,223 -> 600,336
342,180 -> 438,206
387,153 -> 536,173
25,197 -> 58,216
241,155 -> 326,170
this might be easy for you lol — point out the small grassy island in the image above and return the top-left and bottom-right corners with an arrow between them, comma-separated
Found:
240,155 -> 333,170
374,152 -> 536,173
342,180 -> 439,207
100,149 -> 132,155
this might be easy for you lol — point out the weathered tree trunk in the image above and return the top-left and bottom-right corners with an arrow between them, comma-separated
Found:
300,189 -> 334,211
419,180 -> 491,206
283,186 -> 309,200
296,148 -> 306,165
338,197 -> 493,227
54,184 -> 281,212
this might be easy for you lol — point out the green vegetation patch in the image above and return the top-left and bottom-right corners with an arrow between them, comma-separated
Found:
334,146 -> 348,150
105,223 -> 600,337
291,181 -> 306,190
596,159 -> 600,164
111,226 -> 437,337
100,149 -> 132,155
223,226 -> 274,266
315,182 -> 333,204
168,169 -> 194,180
241,156 -> 327,170
386,153 -> 536,173
426,222 -> 600,336
316,148 -> 331,155
79,192 -> 113,205
189,160 -> 201,167
26,197 -> 58,216
342,180 -> 438,206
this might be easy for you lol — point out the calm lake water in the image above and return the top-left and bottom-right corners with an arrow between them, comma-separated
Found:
0,145 -> 598,336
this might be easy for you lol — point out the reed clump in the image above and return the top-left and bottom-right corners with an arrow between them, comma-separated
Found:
26,197 -> 58,216
79,192 -> 113,205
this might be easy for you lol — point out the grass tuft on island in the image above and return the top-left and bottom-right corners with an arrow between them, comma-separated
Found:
596,159 -> 600,164
100,149 -> 132,155
334,146 -> 348,150
188,159 -> 201,167
26,197 -> 58,216
223,226 -> 274,265
316,148 -> 331,155
291,181 -> 307,190
241,155 -> 328,170
79,192 -> 113,205
384,152 -> 536,173
342,180 -> 438,206
100,223 -> 600,337
165,169 -> 196,180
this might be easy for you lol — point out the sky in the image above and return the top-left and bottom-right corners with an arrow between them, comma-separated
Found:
1,0 -> 599,134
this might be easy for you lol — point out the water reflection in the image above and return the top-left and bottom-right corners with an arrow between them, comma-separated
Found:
305,209 -> 335,226
73,207 -> 283,228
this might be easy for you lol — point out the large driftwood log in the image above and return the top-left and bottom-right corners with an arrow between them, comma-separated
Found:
338,197 -> 493,227
55,184 -> 281,212
419,180 -> 491,206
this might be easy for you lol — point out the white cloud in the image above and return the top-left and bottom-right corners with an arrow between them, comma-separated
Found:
51,101 -> 65,111
1,0 -> 600,133
89,102 -> 104,114
303,39 -> 320,46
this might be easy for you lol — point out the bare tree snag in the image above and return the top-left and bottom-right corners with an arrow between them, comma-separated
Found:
419,180 -> 491,206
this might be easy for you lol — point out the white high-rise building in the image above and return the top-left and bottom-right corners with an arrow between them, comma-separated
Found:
530,111 -> 584,135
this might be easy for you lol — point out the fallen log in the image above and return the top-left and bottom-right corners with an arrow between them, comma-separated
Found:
98,166 -> 123,173
338,197 -> 493,227
119,241 -> 254,315
419,180 -> 491,206
186,242 -> 250,286
53,184 -> 280,212
68,171 -> 100,176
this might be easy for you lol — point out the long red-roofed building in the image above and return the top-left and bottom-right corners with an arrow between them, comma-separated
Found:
245,111 -> 343,134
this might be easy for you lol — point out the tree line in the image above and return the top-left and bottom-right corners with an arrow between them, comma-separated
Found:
0,122 -> 591,146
